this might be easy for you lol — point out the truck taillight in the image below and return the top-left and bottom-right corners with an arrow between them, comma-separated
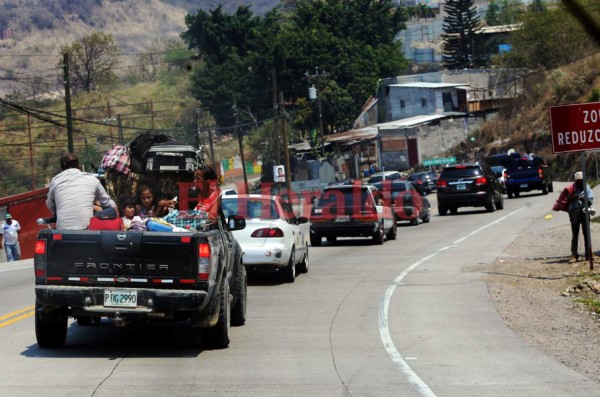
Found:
475,177 -> 487,185
35,240 -> 46,255
197,243 -> 211,280
251,228 -> 284,238
538,168 -> 544,179
437,180 -> 447,188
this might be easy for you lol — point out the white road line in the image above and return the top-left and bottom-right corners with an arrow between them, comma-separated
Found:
0,265 -> 33,272
379,208 -> 525,397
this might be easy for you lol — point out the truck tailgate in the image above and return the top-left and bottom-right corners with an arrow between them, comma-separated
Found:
39,230 -> 200,284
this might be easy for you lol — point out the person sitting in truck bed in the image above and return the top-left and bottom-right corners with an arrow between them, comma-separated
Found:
192,166 -> 224,226
46,153 -> 118,230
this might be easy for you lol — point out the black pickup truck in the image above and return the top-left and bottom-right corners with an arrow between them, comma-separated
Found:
34,216 -> 246,349
34,136 -> 248,349
504,156 -> 554,198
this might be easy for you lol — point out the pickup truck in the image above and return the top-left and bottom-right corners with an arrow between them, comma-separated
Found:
504,156 -> 554,198
34,215 -> 247,349
34,137 -> 248,349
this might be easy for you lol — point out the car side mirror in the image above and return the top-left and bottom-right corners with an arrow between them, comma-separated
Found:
227,215 -> 246,231
297,216 -> 309,224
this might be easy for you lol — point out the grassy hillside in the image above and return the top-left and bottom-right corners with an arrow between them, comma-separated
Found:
0,0 -> 280,96
471,53 -> 600,182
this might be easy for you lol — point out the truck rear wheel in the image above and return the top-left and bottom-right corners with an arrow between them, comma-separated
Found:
231,262 -> 247,327
35,301 -> 67,348
204,278 -> 230,349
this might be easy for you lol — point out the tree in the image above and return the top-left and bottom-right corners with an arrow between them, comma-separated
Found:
502,1 -> 599,70
441,0 -> 487,69
485,0 -> 525,26
182,1 -> 408,137
182,5 -> 271,131
61,32 -> 121,93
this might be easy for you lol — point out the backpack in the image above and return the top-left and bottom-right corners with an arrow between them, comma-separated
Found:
553,184 -> 575,212
100,145 -> 131,175
128,131 -> 173,174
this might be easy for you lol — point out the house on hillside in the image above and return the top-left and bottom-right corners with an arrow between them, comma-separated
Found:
323,68 -> 526,177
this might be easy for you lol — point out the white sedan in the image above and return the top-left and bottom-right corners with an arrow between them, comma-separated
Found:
222,194 -> 309,282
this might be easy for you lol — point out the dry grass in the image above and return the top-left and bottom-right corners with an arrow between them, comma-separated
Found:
474,54 -> 600,181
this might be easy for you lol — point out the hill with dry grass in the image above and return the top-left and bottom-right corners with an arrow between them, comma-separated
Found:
473,54 -> 600,181
0,0 -> 280,95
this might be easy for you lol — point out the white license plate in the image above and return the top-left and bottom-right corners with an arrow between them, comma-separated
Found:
520,183 -> 528,188
456,184 -> 467,190
335,215 -> 350,222
104,289 -> 137,307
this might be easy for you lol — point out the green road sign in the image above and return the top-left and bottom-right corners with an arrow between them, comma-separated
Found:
422,156 -> 456,166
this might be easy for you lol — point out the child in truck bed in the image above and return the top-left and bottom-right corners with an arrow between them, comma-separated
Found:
120,196 -> 146,231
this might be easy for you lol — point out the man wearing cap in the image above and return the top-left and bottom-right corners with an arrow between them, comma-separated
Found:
0,213 -> 21,262
567,171 -> 594,262
46,153 -> 117,230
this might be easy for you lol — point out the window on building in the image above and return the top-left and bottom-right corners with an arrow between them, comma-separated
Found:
400,99 -> 405,109
421,98 -> 427,107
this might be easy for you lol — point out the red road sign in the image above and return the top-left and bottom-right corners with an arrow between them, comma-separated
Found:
549,102 -> 600,153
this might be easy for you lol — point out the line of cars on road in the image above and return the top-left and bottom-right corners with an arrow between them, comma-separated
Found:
227,155 -> 552,281
224,171 -> 438,282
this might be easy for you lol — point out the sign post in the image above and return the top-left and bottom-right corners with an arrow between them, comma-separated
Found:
549,102 -> 600,269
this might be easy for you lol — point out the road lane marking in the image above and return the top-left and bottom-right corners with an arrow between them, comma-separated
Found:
0,306 -> 35,328
379,208 -> 525,397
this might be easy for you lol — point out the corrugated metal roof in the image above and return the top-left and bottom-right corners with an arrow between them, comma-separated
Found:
390,82 -> 463,89
326,127 -> 378,143
377,114 -> 446,129
326,114 -> 448,144
289,140 -> 312,151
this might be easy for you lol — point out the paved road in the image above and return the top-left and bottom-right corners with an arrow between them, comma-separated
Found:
0,185 -> 598,396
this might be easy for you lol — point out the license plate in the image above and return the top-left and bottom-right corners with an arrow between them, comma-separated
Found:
520,183 -> 528,188
456,184 -> 466,190
104,289 -> 137,308
335,215 -> 350,222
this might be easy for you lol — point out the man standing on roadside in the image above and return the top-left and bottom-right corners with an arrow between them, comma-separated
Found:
46,153 -> 117,230
0,213 -> 21,262
568,171 -> 594,263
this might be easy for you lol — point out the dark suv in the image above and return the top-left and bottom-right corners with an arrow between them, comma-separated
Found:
436,163 -> 504,215
407,172 -> 438,193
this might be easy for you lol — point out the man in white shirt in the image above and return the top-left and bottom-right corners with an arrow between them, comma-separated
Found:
46,153 -> 117,230
0,213 -> 21,261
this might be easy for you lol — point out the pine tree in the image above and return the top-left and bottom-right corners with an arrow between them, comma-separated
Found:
441,0 -> 486,69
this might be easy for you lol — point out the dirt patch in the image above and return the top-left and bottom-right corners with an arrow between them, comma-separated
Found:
487,222 -> 600,382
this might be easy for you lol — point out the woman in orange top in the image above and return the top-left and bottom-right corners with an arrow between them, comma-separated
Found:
193,166 -> 222,224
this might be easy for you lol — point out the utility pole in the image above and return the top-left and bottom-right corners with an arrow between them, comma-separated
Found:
117,114 -> 124,145
27,115 -> 35,189
205,109 -> 216,170
63,52 -> 74,153
280,91 -> 292,193
107,101 -> 114,145
307,67 -> 328,157
272,67 -> 281,165
234,103 -> 248,193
